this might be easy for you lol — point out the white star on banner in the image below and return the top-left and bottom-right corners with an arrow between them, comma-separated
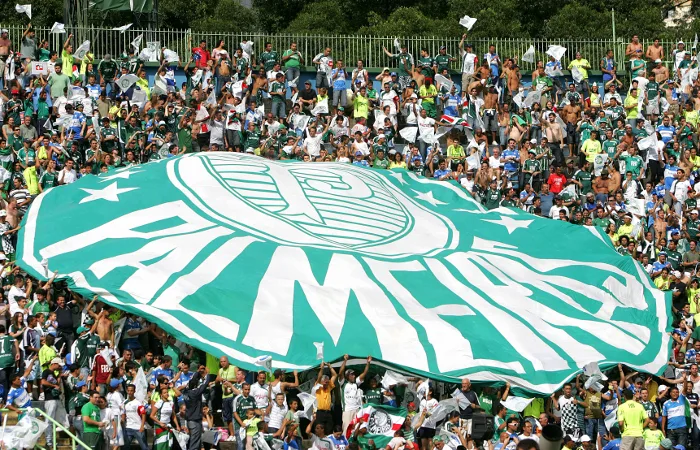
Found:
80,182 -> 138,204
412,189 -> 446,207
483,216 -> 533,234
98,169 -> 143,182
390,171 -> 408,185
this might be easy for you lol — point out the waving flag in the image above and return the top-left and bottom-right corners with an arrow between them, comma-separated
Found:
16,153 -> 670,394
349,404 -> 407,446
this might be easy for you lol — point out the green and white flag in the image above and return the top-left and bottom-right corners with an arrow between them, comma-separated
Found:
350,404 -> 407,447
16,153 -> 671,394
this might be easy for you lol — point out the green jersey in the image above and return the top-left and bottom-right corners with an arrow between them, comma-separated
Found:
621,154 -> 644,177
534,146 -> 550,172
484,188 -> 502,210
282,49 -> 302,69
523,159 -> 540,174
574,169 -> 593,195
244,129 -> 261,151
259,51 -> 279,72
39,171 -> 57,190
418,56 -> 435,77
364,388 -> 382,404
688,219 -> 700,239
579,122 -> 594,142
392,52 -> 415,77
85,333 -> 100,359
235,57 -> 249,74
69,392 -> 90,415
373,157 -> 389,169
82,402 -> 102,433
434,54 -> 452,72
667,250 -> 682,269
98,59 -> 119,81
234,394 -> 257,425
602,139 -> 619,159
0,335 -> 14,369
646,81 -> 660,101
270,82 -> 285,104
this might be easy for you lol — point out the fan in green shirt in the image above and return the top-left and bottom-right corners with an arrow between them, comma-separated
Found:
259,43 -> 279,72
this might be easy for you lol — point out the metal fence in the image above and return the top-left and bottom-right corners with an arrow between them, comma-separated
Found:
0,24 -> 691,70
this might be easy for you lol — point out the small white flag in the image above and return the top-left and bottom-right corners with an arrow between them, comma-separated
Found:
546,45 -> 567,61
310,98 -> 329,116
116,73 -> 139,92
163,49 -> 179,63
191,69 -> 203,86
112,24 -> 133,33
501,396 -> 534,412
50,22 -> 66,34
393,38 -> 401,53
522,45 -> 536,63
381,370 -> 409,390
254,355 -> 273,373
131,34 -> 143,52
581,361 -> 609,380
40,258 -> 49,278
15,4 -> 31,19
313,342 -> 324,360
399,127 -> 418,143
459,15 -> 477,30
74,40 -> 90,60
571,65 -> 584,83
435,74 -> 454,92
205,88 -> 217,106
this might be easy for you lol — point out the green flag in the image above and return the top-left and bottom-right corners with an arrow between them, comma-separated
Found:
352,404 -> 407,448
16,153 -> 671,394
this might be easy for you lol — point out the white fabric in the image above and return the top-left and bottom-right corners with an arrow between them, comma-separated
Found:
459,15 -> 477,30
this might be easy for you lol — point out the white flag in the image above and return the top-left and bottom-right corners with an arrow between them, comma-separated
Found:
435,74 -> 454,92
399,127 -> 418,143
15,414 -> 48,449
694,34 -> 698,50
581,361 -> 609,380
191,69 -> 203,86
50,22 -> 66,34
240,41 -> 254,58
310,98 -> 329,116
393,38 -> 401,53
545,65 -> 564,77
313,342 -> 324,360
134,367 -> 148,402
163,49 -> 179,63
293,114 -> 311,132
131,34 -> 143,52
297,392 -> 317,420
638,132 -> 658,151
74,40 -> 90,60
522,45 -> 536,63
571,66 -> 584,83
381,370 -> 409,389
501,396 -> 534,412
205,89 -> 217,107
15,4 -> 31,19
254,355 -> 273,372
450,389 -> 469,409
512,92 -> 525,109
524,91 -> 542,108
112,24 -> 133,33
546,45 -> 567,61
459,15 -> 477,30
604,407 -> 618,431
138,48 -> 153,61
116,74 -> 139,92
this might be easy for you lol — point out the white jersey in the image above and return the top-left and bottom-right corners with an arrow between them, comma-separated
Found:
250,383 -> 270,409
341,377 -> 364,411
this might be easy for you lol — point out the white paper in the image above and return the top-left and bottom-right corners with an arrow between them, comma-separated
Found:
112,23 -> 133,33
545,65 -> 564,77
138,48 -> 153,61
571,66 -> 583,83
593,153 -> 608,176
134,367 -> 148,403
254,355 -> 273,373
50,22 -> 65,34
604,407 -> 618,431
116,74 -> 139,92
191,69 -> 203,86
502,396 -> 534,412
15,4 -> 31,19
394,38 -> 401,53
293,115 -> 311,132
381,370 -> 409,389
581,361 -> 609,380
313,341 -> 324,360
205,89 -> 217,107
240,41 -> 254,58
546,45 -> 567,61
399,127 -> 418,143
524,91 -> 542,108
450,389 -> 469,409
74,40 -> 90,60
638,132 -> 658,151
512,92 -> 525,109
522,45 -> 536,63
163,49 -> 179,63
459,15 -> 477,30
173,429 -> 189,449
131,34 -> 143,52
416,379 -> 430,401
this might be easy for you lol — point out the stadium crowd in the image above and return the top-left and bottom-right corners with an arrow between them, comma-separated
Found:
0,19 -> 696,450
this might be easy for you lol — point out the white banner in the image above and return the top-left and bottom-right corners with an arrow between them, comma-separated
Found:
30,61 -> 48,75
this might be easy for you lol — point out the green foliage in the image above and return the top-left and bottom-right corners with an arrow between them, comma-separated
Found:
190,0 -> 257,33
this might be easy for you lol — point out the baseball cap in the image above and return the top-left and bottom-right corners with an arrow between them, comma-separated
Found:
355,151 -> 363,156
580,436 -> 592,443
692,210 -> 699,215
659,251 -> 668,256
77,326 -> 88,334
109,379 -> 121,388
408,401 -> 416,408
378,134 -> 386,140
0,29 -> 8,34
530,138 -> 537,144
661,439 -> 673,450
655,59 -> 662,63
76,380 -> 87,388
0,210 -> 7,218
674,446 -> 686,450
50,357 -> 63,366
673,270 -> 682,278
0,254 -> 7,261
158,121 -> 166,126
346,369 -> 355,376
338,106 -> 345,111
433,436 -> 444,443
390,72 -> 397,76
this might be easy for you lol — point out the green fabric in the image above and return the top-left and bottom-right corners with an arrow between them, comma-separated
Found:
0,335 -> 13,368
15,154 -> 672,394
91,0 -> 153,11
81,402 -> 101,433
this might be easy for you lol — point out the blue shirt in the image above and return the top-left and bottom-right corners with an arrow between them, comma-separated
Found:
665,164 -> 680,191
331,68 -> 347,90
485,52 -> 500,77
662,394 -> 687,430
7,377 -> 30,409
651,260 -> 670,273
150,367 -> 174,386
329,435 -> 348,450
434,168 -> 451,179
353,160 -> 369,167
540,193 -> 554,217
68,112 -> 86,140
603,439 -> 620,450
503,149 -> 519,172
444,94 -> 460,117
121,317 -> 142,350
657,125 -> 676,144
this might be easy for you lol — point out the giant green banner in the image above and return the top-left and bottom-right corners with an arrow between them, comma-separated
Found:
17,153 -> 671,393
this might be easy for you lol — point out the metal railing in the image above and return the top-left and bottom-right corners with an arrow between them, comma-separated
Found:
0,24 -> 693,70
0,407 -> 91,450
